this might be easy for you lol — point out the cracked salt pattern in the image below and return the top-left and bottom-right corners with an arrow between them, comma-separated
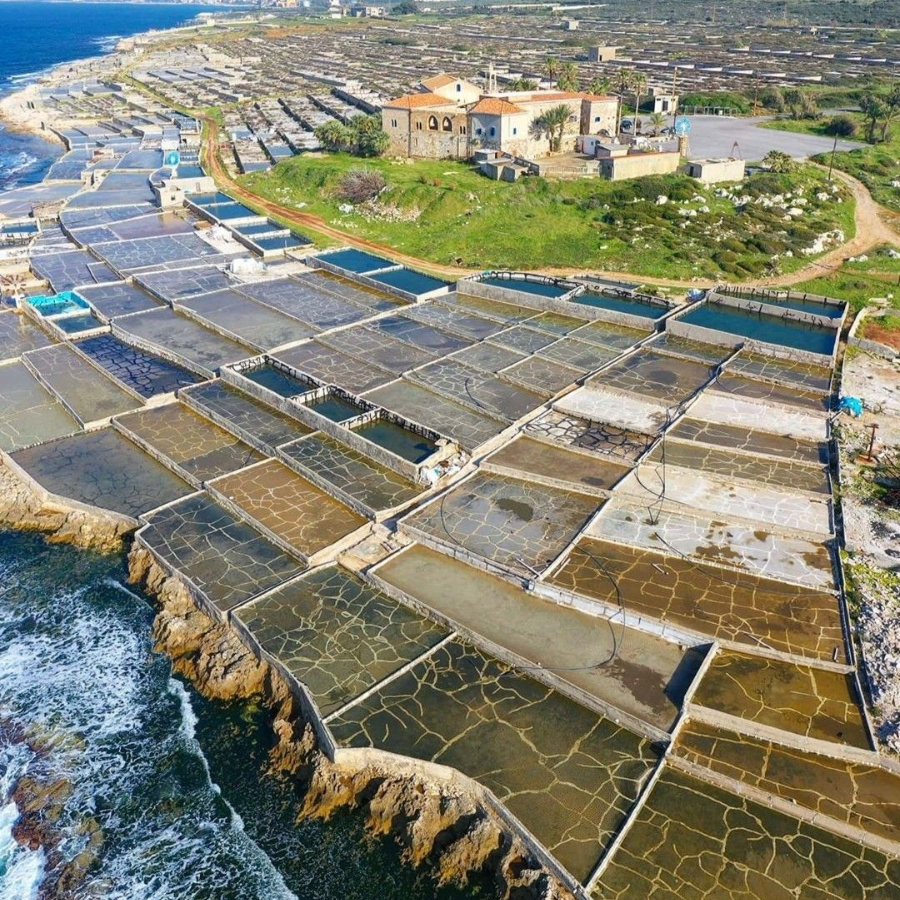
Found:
181,381 -> 311,449
408,358 -> 542,422
93,232 -> 220,272
488,436 -> 630,491
139,492 -> 304,613
76,281 -> 162,318
275,343 -> 393,394
693,651 -> 868,748
647,333 -> 733,364
403,471 -> 599,575
710,373 -> 828,412
617,466 -> 833,536
442,294 -> 536,324
31,249 -> 117,291
179,289 -> 314,351
648,440 -> 829,494
501,354 -> 581,396
329,639 -> 658,884
548,538 -> 845,662
295,271 -> 401,311
370,315 -> 472,355
12,427 -> 191,517
488,325 -> 557,355
537,337 -> 619,372
554,386 -> 669,434
588,500 -> 835,588
376,543 -> 689,730
238,276 -> 370,330
667,418 -> 827,465
366,381 -> 504,450
136,265 -> 233,302
689,392 -> 827,442
569,320 -> 650,350
525,410 -> 652,462
0,361 -> 78,451
279,434 -> 420,513
728,351 -> 832,393
75,334 -> 200,398
675,721 -> 900,844
0,310 -> 55,360
117,402 -> 264,481
114,308 -> 253,372
236,565 -> 448,716
25,343 -> 140,423
211,460 -> 365,556
318,326 -> 437,375
591,350 -> 712,405
594,768 -> 900,900
451,341 -> 527,374
403,303 -> 504,340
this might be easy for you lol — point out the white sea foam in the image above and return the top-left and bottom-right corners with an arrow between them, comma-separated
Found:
0,747 -> 45,900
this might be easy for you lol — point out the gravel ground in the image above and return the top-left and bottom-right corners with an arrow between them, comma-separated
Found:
839,348 -> 900,754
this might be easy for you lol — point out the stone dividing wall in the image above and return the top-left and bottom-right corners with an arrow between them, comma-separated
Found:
308,255 -> 450,304
708,288 -> 846,331
665,314 -> 836,367
457,276 -> 671,330
126,545 -> 583,900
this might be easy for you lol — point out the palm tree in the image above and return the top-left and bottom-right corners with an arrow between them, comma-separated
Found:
543,56 -> 559,88
632,72 -> 648,123
588,75 -> 611,96
530,104 -> 572,153
556,62 -> 579,92
613,69 -> 634,134
648,111 -> 665,135
511,77 -> 538,91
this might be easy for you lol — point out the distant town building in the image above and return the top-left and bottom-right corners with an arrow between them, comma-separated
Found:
587,46 -> 617,62
649,89 -> 679,114
382,73 -> 618,160
350,4 -> 387,16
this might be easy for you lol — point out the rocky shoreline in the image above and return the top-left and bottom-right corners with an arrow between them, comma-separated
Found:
128,544 -> 577,900
1,719 -> 103,900
0,475 -> 574,900
0,458 -> 132,552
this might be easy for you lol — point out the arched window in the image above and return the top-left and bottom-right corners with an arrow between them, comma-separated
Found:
489,125 -> 496,137
442,117 -> 452,132
428,115 -> 439,131
459,125 -> 467,135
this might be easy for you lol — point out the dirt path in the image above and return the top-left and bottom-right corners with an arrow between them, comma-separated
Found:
758,167 -> 900,287
203,119 -> 900,291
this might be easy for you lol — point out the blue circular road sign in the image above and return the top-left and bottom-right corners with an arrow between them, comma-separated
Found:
164,150 -> 181,168
675,117 -> 691,137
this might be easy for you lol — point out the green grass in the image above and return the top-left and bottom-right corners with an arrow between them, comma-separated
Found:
765,113 -> 900,213
790,269 -> 900,314
240,154 -> 854,281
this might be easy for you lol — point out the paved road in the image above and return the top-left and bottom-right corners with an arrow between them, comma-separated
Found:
683,115 -> 864,162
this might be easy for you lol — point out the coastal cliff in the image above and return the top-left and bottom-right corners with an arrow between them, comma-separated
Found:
0,458 -> 132,552
128,545 -> 576,900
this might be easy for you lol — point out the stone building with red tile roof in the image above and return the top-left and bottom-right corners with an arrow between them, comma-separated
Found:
381,73 -> 618,160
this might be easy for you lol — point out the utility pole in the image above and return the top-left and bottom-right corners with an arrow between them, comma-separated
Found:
828,131 -> 838,182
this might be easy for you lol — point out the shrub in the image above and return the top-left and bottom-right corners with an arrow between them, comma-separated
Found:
825,114 -> 858,138
334,168 -> 387,204
762,150 -> 797,174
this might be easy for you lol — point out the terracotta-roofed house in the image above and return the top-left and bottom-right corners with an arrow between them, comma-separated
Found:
380,75 -> 619,161
382,91 -> 469,158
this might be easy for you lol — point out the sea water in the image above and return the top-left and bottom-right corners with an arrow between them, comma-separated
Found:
0,2 -> 226,190
0,530 -> 488,900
